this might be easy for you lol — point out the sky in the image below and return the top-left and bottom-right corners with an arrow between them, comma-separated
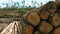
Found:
0,0 -> 54,8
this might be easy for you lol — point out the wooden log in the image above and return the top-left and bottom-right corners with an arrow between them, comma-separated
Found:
0,11 -> 20,18
55,0 -> 60,6
34,31 -> 40,34
39,1 -> 57,13
49,13 -> 60,26
47,1 -> 57,13
39,21 -> 53,33
22,25 -> 33,34
22,12 -> 40,26
53,27 -> 60,34
39,10 -> 51,20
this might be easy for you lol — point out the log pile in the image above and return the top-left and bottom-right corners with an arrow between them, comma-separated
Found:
22,1 -> 60,34
0,0 -> 60,34
0,21 -> 22,34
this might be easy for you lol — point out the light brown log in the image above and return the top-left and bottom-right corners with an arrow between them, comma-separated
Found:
53,27 -> 60,34
34,31 -> 40,34
50,13 -> 60,26
22,25 -> 33,34
39,10 -> 51,19
22,12 -> 40,26
39,21 -> 53,33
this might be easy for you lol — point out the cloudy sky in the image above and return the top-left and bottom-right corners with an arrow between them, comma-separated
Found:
0,0 -> 54,8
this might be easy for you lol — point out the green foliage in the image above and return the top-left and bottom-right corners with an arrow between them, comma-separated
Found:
0,0 -> 42,13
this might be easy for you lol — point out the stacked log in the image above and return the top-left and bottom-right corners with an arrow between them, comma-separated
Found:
53,27 -> 60,34
0,21 -> 22,34
39,21 -> 53,34
21,1 -> 60,34
22,25 -> 33,34
49,13 -> 60,26
39,10 -> 51,19
34,31 -> 40,34
22,11 -> 40,26
1,0 -> 60,34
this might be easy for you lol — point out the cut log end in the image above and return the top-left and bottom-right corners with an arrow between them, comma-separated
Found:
48,2 -> 57,13
40,11 -> 50,20
55,0 -> 60,6
41,1 -> 57,13
27,12 -> 40,26
39,21 -> 53,33
22,25 -> 33,34
34,31 -> 40,34
22,12 -> 40,26
53,27 -> 60,34
50,13 -> 60,26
